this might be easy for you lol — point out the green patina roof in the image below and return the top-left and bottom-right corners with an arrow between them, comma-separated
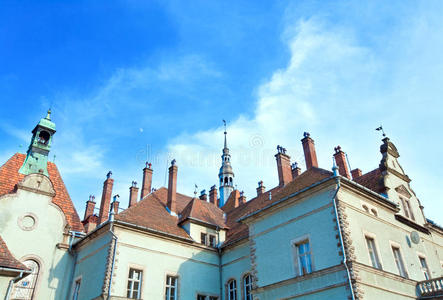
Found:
37,109 -> 56,131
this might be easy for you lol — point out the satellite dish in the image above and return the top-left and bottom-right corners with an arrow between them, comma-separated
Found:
410,231 -> 420,244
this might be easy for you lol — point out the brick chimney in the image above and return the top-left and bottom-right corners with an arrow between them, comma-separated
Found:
141,162 -> 153,200
291,162 -> 301,179
84,195 -> 96,221
113,200 -> 120,214
239,191 -> 246,205
167,159 -> 178,216
129,181 -> 139,208
301,132 -> 318,169
351,168 -> 362,180
333,146 -> 351,179
275,145 -> 292,187
98,171 -> 114,224
256,181 -> 266,196
209,185 -> 218,206
199,190 -> 207,201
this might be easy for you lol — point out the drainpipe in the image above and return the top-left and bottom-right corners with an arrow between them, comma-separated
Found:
216,227 -> 223,300
331,161 -> 356,300
3,269 -> 28,300
107,196 -> 119,300
67,231 -> 84,300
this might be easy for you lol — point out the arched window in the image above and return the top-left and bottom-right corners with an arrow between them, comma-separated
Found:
224,177 -> 228,184
243,274 -> 252,300
227,279 -> 237,300
229,177 -> 233,185
12,259 -> 40,299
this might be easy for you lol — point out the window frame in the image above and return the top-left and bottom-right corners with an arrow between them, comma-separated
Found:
12,258 -> 41,300
201,232 -> 208,245
242,273 -> 253,300
165,274 -> 179,300
127,268 -> 143,299
226,278 -> 237,300
291,235 -> 313,276
72,276 -> 82,300
364,233 -> 383,270
418,254 -> 431,280
209,234 -> 216,247
390,244 -> 408,278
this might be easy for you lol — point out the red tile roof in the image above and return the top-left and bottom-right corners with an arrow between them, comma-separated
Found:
0,235 -> 28,270
116,187 -> 193,240
354,168 -> 385,194
222,167 -> 333,246
179,197 -> 227,229
0,153 -> 83,232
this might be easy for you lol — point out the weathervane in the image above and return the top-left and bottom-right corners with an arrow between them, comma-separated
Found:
222,119 -> 227,133
375,125 -> 386,137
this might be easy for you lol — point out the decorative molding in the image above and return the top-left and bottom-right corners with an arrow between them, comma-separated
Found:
394,214 -> 430,234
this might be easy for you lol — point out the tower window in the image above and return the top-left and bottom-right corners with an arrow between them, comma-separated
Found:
38,130 -> 50,145
224,177 -> 228,184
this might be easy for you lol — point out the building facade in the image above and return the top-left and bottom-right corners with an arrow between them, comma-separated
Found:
0,113 -> 442,300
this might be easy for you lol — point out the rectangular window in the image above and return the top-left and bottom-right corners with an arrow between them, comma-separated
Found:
127,268 -> 142,299
400,197 -> 415,221
365,237 -> 382,269
405,199 -> 415,221
295,240 -> 312,275
165,275 -> 178,300
209,235 -> 216,247
201,233 -> 207,245
392,247 -> 408,277
197,295 -> 206,300
72,279 -> 81,300
419,256 -> 430,280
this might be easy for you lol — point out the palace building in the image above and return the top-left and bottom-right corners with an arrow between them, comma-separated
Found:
0,112 -> 442,300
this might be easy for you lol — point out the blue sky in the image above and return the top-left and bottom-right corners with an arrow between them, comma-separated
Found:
1,1 -> 442,224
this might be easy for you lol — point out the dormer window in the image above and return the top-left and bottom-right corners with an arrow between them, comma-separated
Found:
37,130 -> 50,145
400,197 -> 415,221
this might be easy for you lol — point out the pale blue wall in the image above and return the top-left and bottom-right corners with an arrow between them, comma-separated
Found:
221,242 -> 251,300
72,231 -> 112,299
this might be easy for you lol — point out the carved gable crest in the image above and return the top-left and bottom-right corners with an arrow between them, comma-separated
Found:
395,185 -> 412,199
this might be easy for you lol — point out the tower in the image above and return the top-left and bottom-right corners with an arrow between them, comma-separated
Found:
218,121 -> 234,207
19,109 -> 56,176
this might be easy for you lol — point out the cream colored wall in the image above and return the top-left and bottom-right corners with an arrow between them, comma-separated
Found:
0,176 -> 74,300
109,225 -> 221,299
0,276 -> 11,299
182,221 -> 226,246
339,185 -> 443,298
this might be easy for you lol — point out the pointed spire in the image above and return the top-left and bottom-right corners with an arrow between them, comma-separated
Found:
223,119 -> 227,149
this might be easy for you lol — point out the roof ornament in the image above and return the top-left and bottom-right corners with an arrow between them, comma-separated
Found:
276,145 -> 287,154
45,108 -> 52,120
303,132 -> 310,138
171,159 -> 176,166
375,125 -> 386,137
222,119 -> 227,149
334,145 -> 342,154
291,162 -> 298,170
131,181 -> 137,187
106,171 -> 112,179
194,184 -> 198,197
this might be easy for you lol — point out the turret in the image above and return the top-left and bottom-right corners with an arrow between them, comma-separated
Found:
218,121 -> 234,207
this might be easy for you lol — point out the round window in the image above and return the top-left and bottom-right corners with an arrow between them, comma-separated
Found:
18,214 -> 38,231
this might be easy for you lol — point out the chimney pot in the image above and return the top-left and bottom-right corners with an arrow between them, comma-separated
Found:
129,180 -> 139,208
209,185 -> 218,206
167,160 -> 178,215
301,133 -> 318,169
351,168 -> 362,179
333,146 -> 351,179
291,162 -> 302,179
84,195 -> 96,221
98,171 -> 114,224
199,189 -> 207,201
239,191 -> 246,205
256,181 -> 266,196
275,145 -> 292,186
141,162 -> 153,200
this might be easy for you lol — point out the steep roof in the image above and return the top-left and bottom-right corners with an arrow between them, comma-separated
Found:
0,153 -> 83,232
116,187 -> 194,240
354,168 -> 384,194
179,197 -> 227,229
0,235 -> 28,270
222,167 -> 333,247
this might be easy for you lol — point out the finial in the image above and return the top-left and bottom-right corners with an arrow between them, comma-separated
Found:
375,126 -> 386,137
303,132 -> 310,138
106,171 -> 112,179
291,162 -> 299,169
334,145 -> 342,154
222,120 -> 227,149
171,159 -> 176,166
45,108 -> 52,120
132,181 -> 137,187
194,184 -> 198,197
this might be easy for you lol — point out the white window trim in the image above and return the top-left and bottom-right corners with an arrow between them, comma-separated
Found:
362,231 -> 383,269
417,252 -> 431,280
291,234 -> 314,276
163,271 -> 180,300
126,264 -> 145,299
389,241 -> 408,278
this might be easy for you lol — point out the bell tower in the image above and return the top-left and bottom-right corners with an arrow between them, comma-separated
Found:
19,109 -> 56,176
218,120 -> 234,207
